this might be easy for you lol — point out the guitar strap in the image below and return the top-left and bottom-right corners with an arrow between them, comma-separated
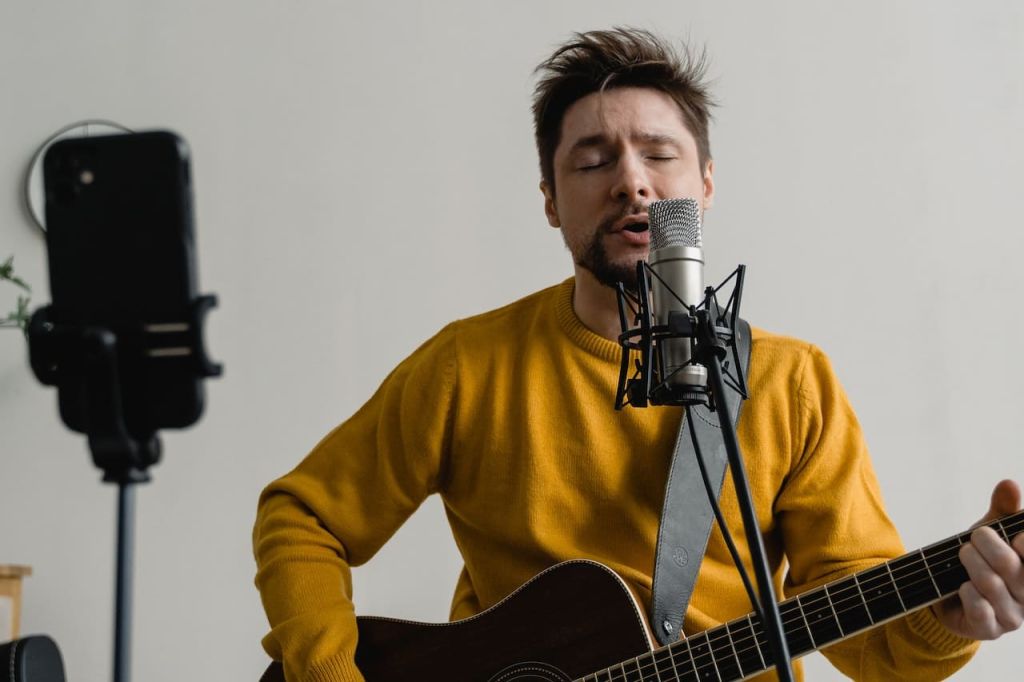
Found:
650,318 -> 752,646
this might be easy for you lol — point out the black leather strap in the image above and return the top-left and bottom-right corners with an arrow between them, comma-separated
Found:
650,319 -> 752,646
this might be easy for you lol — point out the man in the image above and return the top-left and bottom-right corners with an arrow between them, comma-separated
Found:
254,28 -> 1023,681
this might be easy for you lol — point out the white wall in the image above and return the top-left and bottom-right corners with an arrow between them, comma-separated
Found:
1,1 -> 1021,680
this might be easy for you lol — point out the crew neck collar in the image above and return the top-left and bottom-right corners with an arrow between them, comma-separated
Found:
552,278 -> 623,363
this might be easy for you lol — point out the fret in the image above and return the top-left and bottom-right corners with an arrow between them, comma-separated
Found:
642,654 -> 658,682
664,643 -> 696,682
888,553 -> 939,608
798,587 -> 842,645
723,621 -> 744,675
883,562 -> 907,610
624,654 -> 646,682
794,595 -> 818,650
858,563 -> 905,623
650,646 -> 673,682
851,572 -> 875,625
823,584 -> 844,637
677,633 -> 700,682
642,652 -> 662,682
686,632 -> 709,680
996,519 -> 1010,543
1005,513 -> 1024,541
919,549 -> 942,596
706,624 -> 741,681
691,631 -> 721,682
628,655 -> 646,682
751,614 -> 773,668
726,617 -> 761,679
828,575 -> 873,634
662,640 -> 683,682
779,598 -> 813,655
924,537 -> 968,594
746,614 -> 767,671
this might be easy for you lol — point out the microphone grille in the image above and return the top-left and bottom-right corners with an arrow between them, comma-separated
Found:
648,198 -> 702,250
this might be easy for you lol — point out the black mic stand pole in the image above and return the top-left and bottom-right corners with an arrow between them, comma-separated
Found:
691,300 -> 795,682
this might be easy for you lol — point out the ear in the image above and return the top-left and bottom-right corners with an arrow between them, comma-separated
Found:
540,180 -> 561,227
701,159 -> 716,211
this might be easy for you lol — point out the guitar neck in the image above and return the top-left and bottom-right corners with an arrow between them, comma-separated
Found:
581,509 -> 1024,682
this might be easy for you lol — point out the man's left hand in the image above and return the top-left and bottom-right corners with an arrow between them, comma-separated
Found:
932,479 -> 1024,640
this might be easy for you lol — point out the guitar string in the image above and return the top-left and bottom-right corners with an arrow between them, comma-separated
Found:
595,516 -> 1024,682
648,523 -> 1023,681
660,528 -> 1020,680
586,515 -> 1024,682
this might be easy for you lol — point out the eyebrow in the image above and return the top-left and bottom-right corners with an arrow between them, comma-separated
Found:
567,132 -> 682,154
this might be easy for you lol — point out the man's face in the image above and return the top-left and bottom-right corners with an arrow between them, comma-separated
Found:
541,86 -> 715,289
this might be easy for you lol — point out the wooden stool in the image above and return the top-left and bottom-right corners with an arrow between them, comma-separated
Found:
0,565 -> 32,642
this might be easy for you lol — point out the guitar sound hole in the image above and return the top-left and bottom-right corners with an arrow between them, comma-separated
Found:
488,661 -> 572,682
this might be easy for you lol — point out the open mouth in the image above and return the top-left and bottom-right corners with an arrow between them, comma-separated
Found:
622,221 -> 649,233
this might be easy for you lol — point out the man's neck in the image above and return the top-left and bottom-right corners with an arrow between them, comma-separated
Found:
571,267 -> 625,342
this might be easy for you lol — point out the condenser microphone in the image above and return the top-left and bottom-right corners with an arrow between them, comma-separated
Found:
647,198 -> 708,392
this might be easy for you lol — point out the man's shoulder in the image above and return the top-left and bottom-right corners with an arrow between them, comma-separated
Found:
445,279 -> 570,339
747,325 -> 842,396
749,324 -> 830,375
750,325 -> 817,358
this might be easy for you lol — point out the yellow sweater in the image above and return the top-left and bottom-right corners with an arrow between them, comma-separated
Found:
254,279 -> 978,682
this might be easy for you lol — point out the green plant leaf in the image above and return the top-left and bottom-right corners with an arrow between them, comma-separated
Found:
1,257 -> 30,293
3,255 -> 33,328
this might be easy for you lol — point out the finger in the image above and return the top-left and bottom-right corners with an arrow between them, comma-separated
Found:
958,581 -> 1001,640
978,480 -> 1023,526
960,540 -> 1024,632
972,527 -> 1024,604
1014,533 -> 1024,559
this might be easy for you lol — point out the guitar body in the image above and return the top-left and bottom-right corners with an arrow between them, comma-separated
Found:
260,560 -> 653,681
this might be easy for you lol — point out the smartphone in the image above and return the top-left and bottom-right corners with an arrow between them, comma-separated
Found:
42,131 -> 208,437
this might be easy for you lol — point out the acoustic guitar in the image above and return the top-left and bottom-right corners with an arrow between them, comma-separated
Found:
261,510 -> 1023,681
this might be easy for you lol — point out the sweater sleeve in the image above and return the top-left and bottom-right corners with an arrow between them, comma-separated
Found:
775,344 -> 978,680
252,325 -> 458,682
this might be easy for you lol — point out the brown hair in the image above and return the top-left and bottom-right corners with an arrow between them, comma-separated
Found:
532,28 -> 715,195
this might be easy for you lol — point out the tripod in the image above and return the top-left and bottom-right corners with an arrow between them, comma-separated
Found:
27,296 -> 220,682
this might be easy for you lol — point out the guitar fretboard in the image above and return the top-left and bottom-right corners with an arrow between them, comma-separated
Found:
579,510 -> 1024,682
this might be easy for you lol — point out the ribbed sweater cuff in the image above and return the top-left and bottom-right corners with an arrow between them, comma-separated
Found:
907,607 -> 978,655
305,654 -> 364,682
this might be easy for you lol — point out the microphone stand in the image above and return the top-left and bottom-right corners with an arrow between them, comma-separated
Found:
690,296 -> 795,682
615,265 -> 796,682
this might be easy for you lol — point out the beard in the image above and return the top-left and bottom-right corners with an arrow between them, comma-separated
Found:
577,234 -> 642,291
566,202 -> 648,292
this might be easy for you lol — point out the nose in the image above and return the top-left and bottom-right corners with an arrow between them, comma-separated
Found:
610,153 -> 651,203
